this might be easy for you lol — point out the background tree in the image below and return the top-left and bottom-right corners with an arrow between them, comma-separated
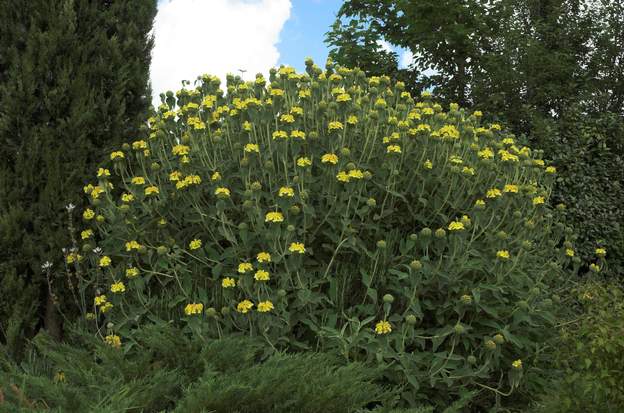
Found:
0,0 -> 157,359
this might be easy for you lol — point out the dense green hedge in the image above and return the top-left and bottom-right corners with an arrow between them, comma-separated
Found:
532,108 -> 624,276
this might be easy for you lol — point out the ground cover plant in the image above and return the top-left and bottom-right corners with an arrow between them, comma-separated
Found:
50,60 -> 607,410
531,279 -> 624,413
0,324 -> 392,412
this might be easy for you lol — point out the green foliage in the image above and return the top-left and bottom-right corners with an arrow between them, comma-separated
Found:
326,0 -> 624,276
326,0 -> 624,122
63,61 -> 592,410
533,279 -> 624,412
0,0 -> 157,357
0,324 -> 385,412
328,0 -> 489,105
533,108 -> 624,274
175,343 -> 383,413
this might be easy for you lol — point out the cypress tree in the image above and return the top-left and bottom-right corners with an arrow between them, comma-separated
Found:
0,0 -> 157,359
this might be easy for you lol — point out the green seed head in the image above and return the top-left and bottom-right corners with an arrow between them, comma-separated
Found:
289,205 -> 301,215
410,260 -> 422,271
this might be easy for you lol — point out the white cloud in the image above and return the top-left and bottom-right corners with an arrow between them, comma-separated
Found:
399,50 -> 414,69
150,0 -> 292,106
376,39 -> 393,54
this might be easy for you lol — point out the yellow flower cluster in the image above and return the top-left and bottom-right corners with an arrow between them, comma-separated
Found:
125,240 -> 142,252
375,320 -> 392,335
172,144 -> 190,156
244,143 -> 259,153
176,174 -> 201,190
236,299 -> 254,313
322,153 -> 339,164
215,187 -> 231,198
105,334 -> 121,349
297,157 -> 312,167
110,281 -> 125,293
257,300 -> 274,312
265,211 -> 284,223
184,302 -> 204,315
254,269 -> 270,281
336,169 -> 364,182
131,176 -> 145,185
289,242 -> 306,254
94,295 -> 113,313
497,250 -> 510,260
99,256 -> 111,267
448,221 -> 465,231
238,262 -> 253,273
222,277 -> 236,288
257,252 -> 271,262
328,121 -> 343,131
278,187 -> 294,197
145,185 -> 159,196
189,239 -> 202,250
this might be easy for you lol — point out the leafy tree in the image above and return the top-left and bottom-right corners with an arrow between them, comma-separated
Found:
0,0 -> 157,360
326,0 -> 494,105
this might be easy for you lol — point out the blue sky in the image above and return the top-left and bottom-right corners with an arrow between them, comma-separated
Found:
277,0 -> 343,70
150,0 -> 410,104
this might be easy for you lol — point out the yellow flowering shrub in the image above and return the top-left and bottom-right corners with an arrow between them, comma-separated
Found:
72,61 -> 593,408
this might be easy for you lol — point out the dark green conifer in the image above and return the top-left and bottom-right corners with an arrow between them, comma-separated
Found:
0,0 -> 157,359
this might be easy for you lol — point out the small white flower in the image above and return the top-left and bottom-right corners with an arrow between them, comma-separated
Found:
41,261 -> 53,270
66,203 -> 76,212
93,247 -> 102,254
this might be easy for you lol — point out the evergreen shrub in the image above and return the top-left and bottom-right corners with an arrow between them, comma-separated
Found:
0,324 -> 383,412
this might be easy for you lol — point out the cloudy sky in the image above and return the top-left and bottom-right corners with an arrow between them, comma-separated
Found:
150,0 -> 412,105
